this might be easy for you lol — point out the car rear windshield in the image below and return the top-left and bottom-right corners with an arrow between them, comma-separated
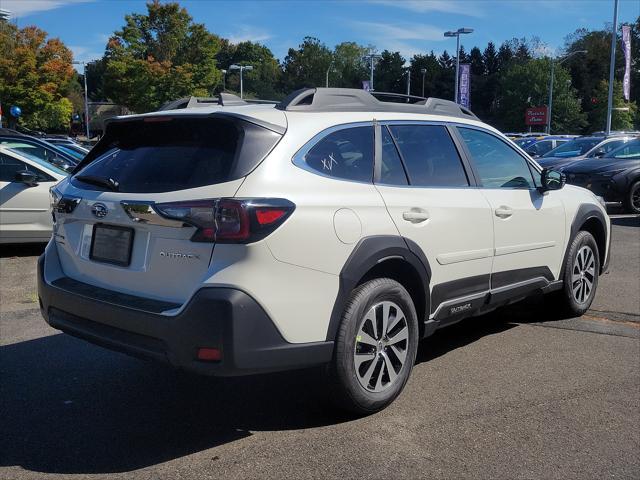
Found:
72,116 -> 281,193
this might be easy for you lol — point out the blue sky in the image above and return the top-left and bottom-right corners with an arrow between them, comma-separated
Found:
4,0 -> 640,70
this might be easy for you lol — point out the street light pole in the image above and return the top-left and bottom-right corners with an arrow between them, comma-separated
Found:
362,53 -> 381,91
221,69 -> 227,91
72,61 -> 90,138
406,68 -> 411,97
547,50 -> 587,134
444,28 -> 473,104
229,64 -> 253,99
420,68 -> 427,97
606,0 -> 619,135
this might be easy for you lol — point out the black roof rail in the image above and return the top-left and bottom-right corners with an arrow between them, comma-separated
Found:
275,87 -> 479,120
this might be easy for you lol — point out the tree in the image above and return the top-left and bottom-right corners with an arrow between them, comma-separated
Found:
483,42 -> 499,75
218,41 -> 282,99
497,58 -> 586,133
0,22 -> 75,131
590,79 -> 638,131
410,52 -> 439,97
331,42 -> 369,88
373,50 -> 406,93
281,37 -> 332,90
103,1 -> 222,112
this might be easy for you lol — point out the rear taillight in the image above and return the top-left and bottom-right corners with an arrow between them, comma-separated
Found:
154,198 -> 295,243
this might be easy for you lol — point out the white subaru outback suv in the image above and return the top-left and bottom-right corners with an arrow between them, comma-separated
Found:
38,88 -> 610,413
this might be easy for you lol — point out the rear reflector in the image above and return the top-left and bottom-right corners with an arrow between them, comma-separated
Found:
255,208 -> 287,225
197,348 -> 222,361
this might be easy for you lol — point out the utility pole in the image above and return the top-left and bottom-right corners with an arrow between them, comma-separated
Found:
72,61 -> 90,138
406,68 -> 411,97
606,0 -> 619,134
444,28 -> 473,103
362,52 -> 381,91
229,64 -> 253,99
420,68 -> 427,97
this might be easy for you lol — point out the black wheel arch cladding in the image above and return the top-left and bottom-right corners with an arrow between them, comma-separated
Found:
560,203 -> 609,278
326,235 -> 431,342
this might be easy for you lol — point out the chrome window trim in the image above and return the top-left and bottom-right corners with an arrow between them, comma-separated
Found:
292,121 -> 375,184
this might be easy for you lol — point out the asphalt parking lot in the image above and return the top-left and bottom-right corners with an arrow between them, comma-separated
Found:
1,215 -> 639,480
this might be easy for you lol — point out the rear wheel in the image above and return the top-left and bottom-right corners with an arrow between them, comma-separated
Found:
326,278 -> 419,415
625,181 -> 640,214
555,231 -> 600,316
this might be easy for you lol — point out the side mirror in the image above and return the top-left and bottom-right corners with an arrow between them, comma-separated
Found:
540,168 -> 565,192
14,170 -> 39,187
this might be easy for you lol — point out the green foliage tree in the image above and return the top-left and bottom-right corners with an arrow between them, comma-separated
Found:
590,79 -> 638,131
498,58 -> 586,133
0,21 -> 75,131
217,40 -> 282,99
103,0 -> 222,112
281,37 -> 332,90
331,42 -> 369,88
374,50 -> 406,93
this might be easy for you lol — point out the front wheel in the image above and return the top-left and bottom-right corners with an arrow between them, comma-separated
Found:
625,181 -> 640,214
326,278 -> 419,415
555,231 -> 600,317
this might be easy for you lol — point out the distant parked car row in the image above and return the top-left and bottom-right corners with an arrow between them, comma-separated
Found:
0,129 -> 89,243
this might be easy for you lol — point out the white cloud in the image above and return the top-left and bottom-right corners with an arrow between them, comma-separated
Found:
1,0 -> 94,18
227,25 -> 271,44
69,45 -> 102,69
351,21 -> 445,41
370,0 -> 485,18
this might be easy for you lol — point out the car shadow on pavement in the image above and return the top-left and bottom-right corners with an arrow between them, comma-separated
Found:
0,331 -> 354,474
0,307 -> 534,475
0,243 -> 46,258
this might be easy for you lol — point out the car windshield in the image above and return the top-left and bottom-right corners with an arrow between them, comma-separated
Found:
542,138 -> 602,158
607,139 -> 640,159
0,140 -> 76,172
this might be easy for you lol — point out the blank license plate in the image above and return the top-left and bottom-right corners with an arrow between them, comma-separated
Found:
90,224 -> 134,266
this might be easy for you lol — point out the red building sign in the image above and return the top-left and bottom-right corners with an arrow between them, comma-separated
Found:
525,107 -> 548,126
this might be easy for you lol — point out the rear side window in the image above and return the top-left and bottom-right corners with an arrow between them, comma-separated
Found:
302,126 -> 374,182
388,125 -> 469,187
459,127 -> 535,189
73,117 -> 281,193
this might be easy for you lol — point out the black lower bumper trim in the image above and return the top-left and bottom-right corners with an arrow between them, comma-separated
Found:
38,255 -> 333,376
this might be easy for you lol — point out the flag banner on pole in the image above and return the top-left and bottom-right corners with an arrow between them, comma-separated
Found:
458,64 -> 471,108
622,24 -> 631,101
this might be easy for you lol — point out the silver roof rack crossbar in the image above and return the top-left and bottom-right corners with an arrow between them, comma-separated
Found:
275,88 -> 478,120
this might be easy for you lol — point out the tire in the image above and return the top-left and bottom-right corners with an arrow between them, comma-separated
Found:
326,278 -> 419,415
624,181 -> 640,214
555,231 -> 600,317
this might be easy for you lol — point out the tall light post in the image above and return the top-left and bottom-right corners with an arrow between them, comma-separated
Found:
229,64 -> 253,99
221,69 -> 227,91
420,68 -> 427,97
547,50 -> 587,134
444,28 -> 473,103
362,52 -> 382,91
606,0 -> 619,134
405,67 -> 411,98
72,61 -> 90,138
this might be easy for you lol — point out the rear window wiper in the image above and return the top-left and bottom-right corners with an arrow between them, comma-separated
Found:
75,174 -> 120,191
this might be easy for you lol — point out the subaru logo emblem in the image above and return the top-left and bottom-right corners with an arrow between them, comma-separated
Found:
91,203 -> 108,218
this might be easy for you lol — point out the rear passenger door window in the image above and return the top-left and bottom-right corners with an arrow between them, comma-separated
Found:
458,127 -> 535,189
302,126 -> 374,183
387,125 -> 469,187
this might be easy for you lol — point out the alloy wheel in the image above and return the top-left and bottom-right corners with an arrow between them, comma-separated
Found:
353,301 -> 410,392
572,245 -> 596,304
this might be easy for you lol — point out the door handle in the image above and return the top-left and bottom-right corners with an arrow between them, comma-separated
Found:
494,206 -> 513,219
402,210 -> 430,223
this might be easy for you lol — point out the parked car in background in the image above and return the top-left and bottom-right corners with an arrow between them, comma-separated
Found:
538,135 -> 635,169
561,138 -> 640,213
0,135 -> 78,172
519,136 -> 573,158
0,146 -> 67,244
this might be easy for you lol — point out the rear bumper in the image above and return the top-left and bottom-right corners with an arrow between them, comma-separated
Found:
37,249 -> 333,376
